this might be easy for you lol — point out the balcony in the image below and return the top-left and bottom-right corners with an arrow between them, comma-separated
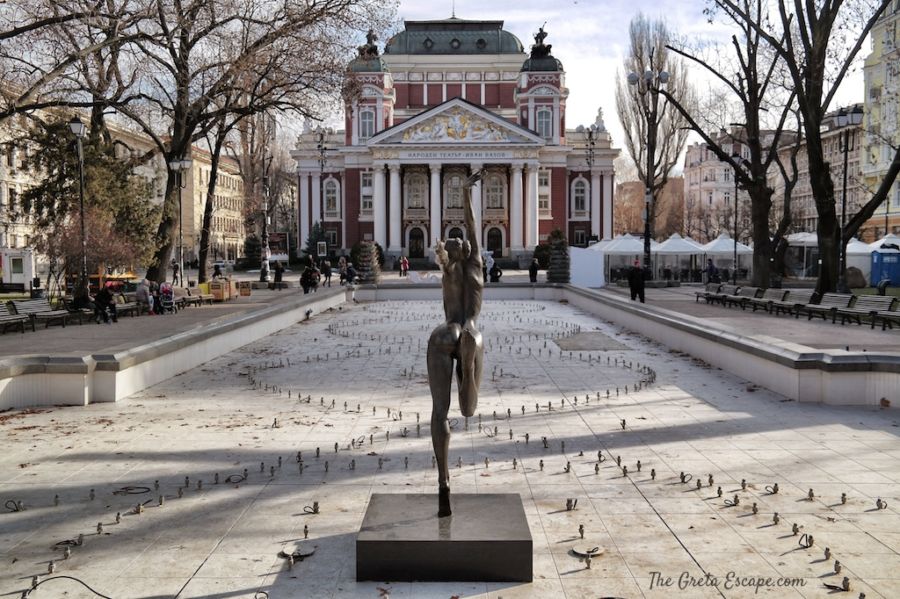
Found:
443,207 -> 464,220
484,207 -> 507,220
324,210 -> 342,220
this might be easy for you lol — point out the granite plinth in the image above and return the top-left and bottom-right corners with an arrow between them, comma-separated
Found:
356,493 -> 532,582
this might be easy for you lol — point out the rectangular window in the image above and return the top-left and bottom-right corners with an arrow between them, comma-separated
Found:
536,109 -> 553,139
573,181 -> 587,213
325,229 -> 338,247
360,172 -> 373,215
574,229 -> 586,246
11,257 -> 23,274
538,171 -> 551,217
893,185 -> 900,208
360,110 -> 375,141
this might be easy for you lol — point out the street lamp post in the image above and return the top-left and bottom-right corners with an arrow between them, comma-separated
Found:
68,116 -> 87,303
628,53 -> 669,275
836,106 -> 863,293
260,175 -> 270,282
168,158 -> 192,286
315,127 -> 331,261
585,124 -> 597,240
729,152 -> 752,285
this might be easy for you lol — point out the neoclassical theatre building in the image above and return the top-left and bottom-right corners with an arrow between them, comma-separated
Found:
292,17 -> 618,262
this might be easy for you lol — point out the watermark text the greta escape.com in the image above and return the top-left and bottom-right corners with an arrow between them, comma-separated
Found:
649,571 -> 806,594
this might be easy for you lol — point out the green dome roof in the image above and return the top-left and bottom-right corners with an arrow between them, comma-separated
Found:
348,56 -> 388,73
384,18 -> 525,55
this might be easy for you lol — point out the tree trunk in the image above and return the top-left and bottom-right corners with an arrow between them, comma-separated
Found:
198,126 -> 228,283
145,173 -> 178,283
749,187 -> 773,287
808,145 -> 839,295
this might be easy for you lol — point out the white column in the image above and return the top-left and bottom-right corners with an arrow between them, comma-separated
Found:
389,164 -> 402,252
471,163 -> 483,247
429,163 -> 441,249
603,171 -> 614,239
510,165 -> 523,251
590,170 -> 601,238
373,165 -> 387,248
311,172 -> 322,226
299,171 -> 310,252
525,163 -> 539,249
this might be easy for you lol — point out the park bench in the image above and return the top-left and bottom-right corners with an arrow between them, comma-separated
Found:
836,295 -> 898,328
10,298 -> 71,328
694,283 -> 722,303
187,287 -> 214,305
768,289 -> 816,317
748,288 -> 789,312
62,297 -> 94,324
174,287 -> 202,309
722,286 -> 762,309
710,284 -> 739,305
114,293 -> 141,318
798,292 -> 853,323
0,302 -> 30,334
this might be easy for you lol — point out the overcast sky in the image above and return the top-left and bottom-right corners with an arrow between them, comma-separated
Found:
392,0 -> 866,167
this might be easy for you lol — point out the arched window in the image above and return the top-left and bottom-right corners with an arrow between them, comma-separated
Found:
536,108 -> 553,139
572,179 -> 587,214
445,174 -> 463,208
324,179 -> 341,218
484,173 -> 505,209
405,173 -> 427,208
359,110 -> 375,140
448,227 -> 464,239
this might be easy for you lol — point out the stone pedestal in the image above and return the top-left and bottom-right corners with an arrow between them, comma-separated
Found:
356,493 -> 532,582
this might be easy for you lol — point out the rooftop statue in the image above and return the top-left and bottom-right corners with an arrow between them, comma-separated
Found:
358,29 -> 380,58
530,24 -> 552,59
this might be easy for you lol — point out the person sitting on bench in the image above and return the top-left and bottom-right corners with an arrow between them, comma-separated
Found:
94,285 -> 118,323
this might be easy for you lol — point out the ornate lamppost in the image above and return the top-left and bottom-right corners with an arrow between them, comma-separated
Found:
730,152 -> 751,285
836,105 -> 863,292
628,53 -> 669,274
585,124 -> 598,241
68,116 -> 88,302
315,127 -> 331,261
168,157 -> 192,285
260,175 -> 270,282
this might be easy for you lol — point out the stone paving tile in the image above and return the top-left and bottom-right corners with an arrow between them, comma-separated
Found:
1,299 -> 898,598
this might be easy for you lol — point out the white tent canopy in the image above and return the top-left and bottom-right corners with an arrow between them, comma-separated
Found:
601,235 -> 653,255
569,246 -> 605,287
845,238 -> 872,255
787,232 -> 818,247
701,233 -> 753,256
653,233 -> 704,255
870,233 -> 900,251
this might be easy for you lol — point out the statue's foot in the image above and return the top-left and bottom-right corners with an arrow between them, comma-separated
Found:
438,486 -> 452,518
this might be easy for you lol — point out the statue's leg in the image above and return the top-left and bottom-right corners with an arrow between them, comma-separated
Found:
457,325 -> 483,417
427,324 -> 460,517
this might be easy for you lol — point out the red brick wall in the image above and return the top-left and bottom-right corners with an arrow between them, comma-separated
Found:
484,84 -> 499,107
466,84 -> 480,104
395,84 -> 409,108
547,166 -> 568,235
499,83 -> 516,108
409,84 -> 423,107
447,84 -> 462,99
427,84 -> 442,106
344,169 -> 360,247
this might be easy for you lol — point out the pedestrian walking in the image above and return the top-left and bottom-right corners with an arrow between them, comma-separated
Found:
273,261 -> 284,290
171,259 -> 181,286
528,258 -> 539,283
322,260 -> 333,287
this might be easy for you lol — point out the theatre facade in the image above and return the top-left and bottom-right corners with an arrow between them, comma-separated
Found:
292,17 -> 618,262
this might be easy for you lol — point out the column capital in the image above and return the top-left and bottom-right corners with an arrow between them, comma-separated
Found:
524,162 -> 540,173
429,163 -> 442,173
511,164 -> 524,173
388,162 -> 401,172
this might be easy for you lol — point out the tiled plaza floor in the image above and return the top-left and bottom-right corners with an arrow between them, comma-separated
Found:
1,299 -> 898,598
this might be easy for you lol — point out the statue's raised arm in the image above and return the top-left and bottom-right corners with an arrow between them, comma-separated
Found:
463,170 -> 482,262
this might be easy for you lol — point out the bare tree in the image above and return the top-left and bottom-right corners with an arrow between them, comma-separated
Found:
715,0 -> 897,293
615,14 -> 695,245
660,0 -> 800,286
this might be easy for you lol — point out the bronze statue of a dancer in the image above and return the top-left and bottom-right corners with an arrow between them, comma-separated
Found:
428,170 -> 485,517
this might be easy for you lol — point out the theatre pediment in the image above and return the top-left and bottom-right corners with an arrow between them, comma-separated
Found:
369,99 -> 543,146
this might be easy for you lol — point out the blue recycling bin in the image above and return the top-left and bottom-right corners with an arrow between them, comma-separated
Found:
870,250 -> 900,286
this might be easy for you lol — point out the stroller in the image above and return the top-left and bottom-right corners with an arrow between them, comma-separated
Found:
158,282 -> 177,314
